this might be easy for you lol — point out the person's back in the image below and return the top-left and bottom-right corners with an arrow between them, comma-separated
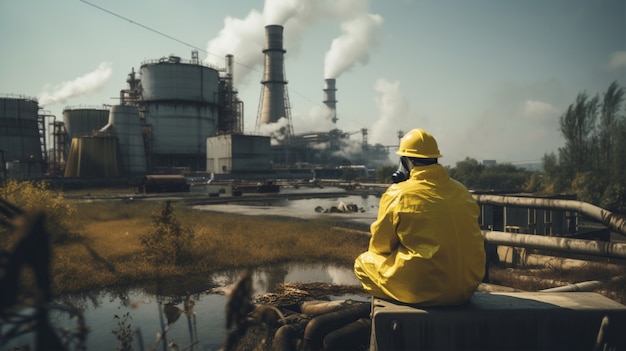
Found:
354,128 -> 485,306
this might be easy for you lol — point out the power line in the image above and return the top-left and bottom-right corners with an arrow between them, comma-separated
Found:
79,0 -> 324,109
79,0 -> 260,73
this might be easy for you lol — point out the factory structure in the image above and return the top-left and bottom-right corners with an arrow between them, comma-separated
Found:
0,25 -> 389,184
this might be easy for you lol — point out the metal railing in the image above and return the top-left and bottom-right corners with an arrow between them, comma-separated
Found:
474,194 -> 626,236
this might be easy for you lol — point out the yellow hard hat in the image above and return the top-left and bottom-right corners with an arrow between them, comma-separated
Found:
396,128 -> 442,158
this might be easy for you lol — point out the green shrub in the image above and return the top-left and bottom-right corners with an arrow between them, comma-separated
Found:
0,179 -> 76,246
139,201 -> 195,266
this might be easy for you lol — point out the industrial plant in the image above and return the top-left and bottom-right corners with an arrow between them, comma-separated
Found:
0,24 -> 390,186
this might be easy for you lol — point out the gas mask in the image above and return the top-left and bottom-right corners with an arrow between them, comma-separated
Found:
391,157 -> 412,183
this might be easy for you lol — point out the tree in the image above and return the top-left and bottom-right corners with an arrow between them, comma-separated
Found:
598,81 -> 624,179
375,164 -> 397,184
139,201 -> 195,266
448,158 -> 484,189
558,92 -> 599,176
546,81 -> 626,213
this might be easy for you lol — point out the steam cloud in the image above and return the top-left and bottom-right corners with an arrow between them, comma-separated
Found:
258,117 -> 290,145
292,104 -> 336,133
324,13 -> 383,79
38,62 -> 113,107
370,79 -> 411,145
205,0 -> 383,86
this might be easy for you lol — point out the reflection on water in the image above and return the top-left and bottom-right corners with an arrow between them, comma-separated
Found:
194,192 -> 381,227
4,263 -> 366,351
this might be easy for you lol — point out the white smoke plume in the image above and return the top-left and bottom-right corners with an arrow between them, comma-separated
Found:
292,104 -> 336,134
258,117 -> 290,145
324,13 -> 383,79
370,79 -> 411,145
332,137 -> 363,160
38,62 -> 113,107
205,10 -> 266,87
205,0 -> 382,87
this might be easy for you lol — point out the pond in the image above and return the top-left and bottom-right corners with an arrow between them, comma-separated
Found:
3,263 -> 369,351
192,187 -> 382,227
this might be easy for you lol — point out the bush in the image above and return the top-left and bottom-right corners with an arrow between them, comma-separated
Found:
139,201 -> 195,266
0,179 -> 76,246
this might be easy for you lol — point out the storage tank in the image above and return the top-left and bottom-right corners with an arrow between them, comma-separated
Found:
140,55 -> 220,103
63,106 -> 110,140
140,55 -> 220,170
103,105 -> 147,176
0,96 -> 44,179
64,135 -> 120,178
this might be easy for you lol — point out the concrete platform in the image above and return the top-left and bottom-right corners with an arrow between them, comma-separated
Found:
370,292 -> 626,351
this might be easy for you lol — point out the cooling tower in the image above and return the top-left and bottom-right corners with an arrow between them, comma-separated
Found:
257,25 -> 292,134
323,78 -> 338,124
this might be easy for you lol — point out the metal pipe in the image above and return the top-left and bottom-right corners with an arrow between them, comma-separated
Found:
540,275 -> 625,293
540,280 -> 604,292
473,194 -> 626,236
482,230 -> 626,260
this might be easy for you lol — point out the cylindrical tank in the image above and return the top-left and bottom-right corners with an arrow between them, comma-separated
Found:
140,57 -> 220,103
139,56 -> 220,170
0,96 -> 44,179
62,107 -> 110,140
107,105 -> 147,176
258,25 -> 288,127
144,103 -> 218,156
64,136 -> 120,178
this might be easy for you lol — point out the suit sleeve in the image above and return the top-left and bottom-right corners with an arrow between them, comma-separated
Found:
368,192 -> 400,255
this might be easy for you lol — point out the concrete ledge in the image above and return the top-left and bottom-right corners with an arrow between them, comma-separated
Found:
371,292 -> 626,351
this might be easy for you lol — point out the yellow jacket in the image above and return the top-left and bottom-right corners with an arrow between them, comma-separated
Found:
354,164 -> 485,305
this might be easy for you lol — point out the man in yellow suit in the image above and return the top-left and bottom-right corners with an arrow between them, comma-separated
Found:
354,128 -> 485,306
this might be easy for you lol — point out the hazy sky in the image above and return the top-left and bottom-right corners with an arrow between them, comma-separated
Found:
1,0 -> 624,166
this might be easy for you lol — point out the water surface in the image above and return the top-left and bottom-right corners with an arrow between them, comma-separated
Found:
4,263 -> 367,351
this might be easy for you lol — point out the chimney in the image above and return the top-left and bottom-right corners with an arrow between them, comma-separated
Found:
256,25 -> 292,136
323,78 -> 338,124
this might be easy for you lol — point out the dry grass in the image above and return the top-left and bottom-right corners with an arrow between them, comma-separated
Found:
50,200 -> 371,295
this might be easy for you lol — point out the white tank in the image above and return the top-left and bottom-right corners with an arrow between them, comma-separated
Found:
107,105 -> 147,176
140,57 -> 220,103
63,107 -> 110,139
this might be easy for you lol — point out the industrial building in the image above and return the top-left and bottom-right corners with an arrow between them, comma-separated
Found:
0,24 -> 389,184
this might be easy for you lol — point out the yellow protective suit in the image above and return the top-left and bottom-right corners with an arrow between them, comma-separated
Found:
354,164 -> 485,305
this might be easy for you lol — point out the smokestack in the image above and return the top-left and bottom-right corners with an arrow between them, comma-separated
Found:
256,24 -> 292,136
323,78 -> 338,124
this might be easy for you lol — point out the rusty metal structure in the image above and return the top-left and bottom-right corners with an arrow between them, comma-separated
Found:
474,194 -> 626,237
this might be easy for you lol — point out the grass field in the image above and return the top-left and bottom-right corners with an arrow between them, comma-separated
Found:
3,180 -> 625,304
48,199 -> 371,295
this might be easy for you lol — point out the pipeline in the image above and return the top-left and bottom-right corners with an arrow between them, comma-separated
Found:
541,276 -> 625,293
483,231 -> 626,260
272,322 -> 307,351
323,317 -> 371,351
473,194 -> 626,236
303,302 -> 370,350
300,299 -> 360,316
540,280 -> 604,292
